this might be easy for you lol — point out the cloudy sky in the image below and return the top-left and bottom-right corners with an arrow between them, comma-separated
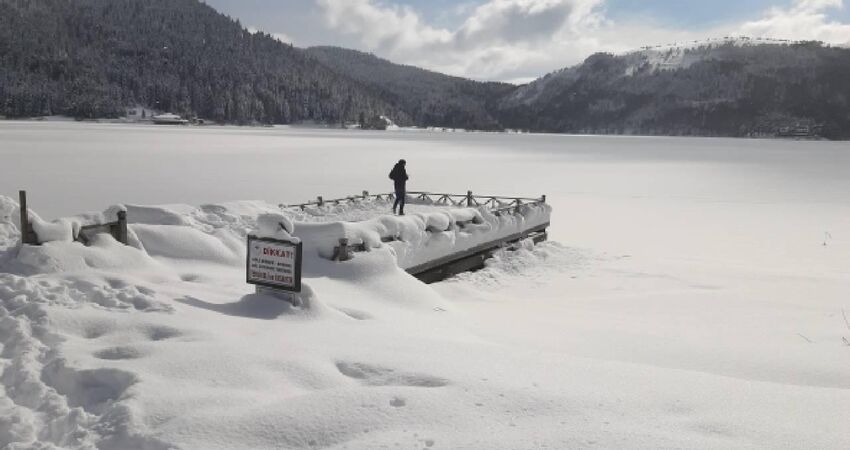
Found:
204,0 -> 850,82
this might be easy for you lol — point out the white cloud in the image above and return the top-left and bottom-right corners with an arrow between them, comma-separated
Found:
456,0 -> 602,46
317,0 -> 608,80
315,0 -> 850,82
315,0 -> 452,51
739,0 -> 850,44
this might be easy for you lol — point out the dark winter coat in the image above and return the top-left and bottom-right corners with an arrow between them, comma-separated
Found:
389,163 -> 408,188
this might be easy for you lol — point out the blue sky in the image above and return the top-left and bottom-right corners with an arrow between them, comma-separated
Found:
204,0 -> 850,82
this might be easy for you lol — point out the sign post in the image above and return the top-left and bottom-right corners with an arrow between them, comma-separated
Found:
246,235 -> 303,303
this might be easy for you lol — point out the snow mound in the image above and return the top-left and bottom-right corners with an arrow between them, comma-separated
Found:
11,234 -> 165,275
30,216 -> 74,243
132,224 -> 243,266
115,201 -> 282,236
0,196 -> 22,261
254,213 -> 295,239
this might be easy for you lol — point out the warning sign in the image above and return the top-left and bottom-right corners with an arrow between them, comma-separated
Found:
246,235 -> 303,292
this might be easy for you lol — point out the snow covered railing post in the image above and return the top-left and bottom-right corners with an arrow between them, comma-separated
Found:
17,191 -> 131,246
116,211 -> 128,245
333,238 -> 352,262
18,190 -> 37,245
76,210 -> 131,246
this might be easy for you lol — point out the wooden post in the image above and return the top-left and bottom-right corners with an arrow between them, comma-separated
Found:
467,191 -> 474,207
317,196 -> 324,206
116,210 -> 128,245
18,190 -> 34,245
337,238 -> 350,261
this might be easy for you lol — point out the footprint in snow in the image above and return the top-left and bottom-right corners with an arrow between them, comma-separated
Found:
180,273 -> 201,282
42,361 -> 138,415
336,361 -> 449,388
94,346 -> 147,360
146,325 -> 183,341
82,321 -> 115,339
332,306 -> 373,320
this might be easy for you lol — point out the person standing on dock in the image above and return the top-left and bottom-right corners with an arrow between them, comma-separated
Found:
389,159 -> 408,215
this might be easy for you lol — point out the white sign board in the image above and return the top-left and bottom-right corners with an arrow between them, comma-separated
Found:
246,236 -> 302,292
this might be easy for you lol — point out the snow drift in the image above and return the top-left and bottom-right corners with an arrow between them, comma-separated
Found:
1,189 -> 849,450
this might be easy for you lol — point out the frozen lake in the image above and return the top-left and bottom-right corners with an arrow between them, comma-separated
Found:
2,121 -> 850,448
2,121 -> 848,267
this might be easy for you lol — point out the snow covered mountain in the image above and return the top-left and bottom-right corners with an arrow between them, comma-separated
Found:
508,37 -> 806,106
498,40 -> 850,138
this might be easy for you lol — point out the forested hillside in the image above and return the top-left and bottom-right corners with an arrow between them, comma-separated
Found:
0,0 -> 407,124
1,0 -> 849,138
498,42 -> 850,139
306,47 -> 514,131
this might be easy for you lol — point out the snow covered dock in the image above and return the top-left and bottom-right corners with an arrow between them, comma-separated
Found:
281,191 -> 551,282
8,191 -> 550,283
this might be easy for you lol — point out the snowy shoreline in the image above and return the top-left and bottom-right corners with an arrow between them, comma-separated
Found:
2,193 -> 849,449
1,118 -> 833,141
2,124 -> 849,448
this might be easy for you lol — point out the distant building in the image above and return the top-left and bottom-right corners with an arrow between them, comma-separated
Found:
152,113 -> 189,125
778,124 -> 823,138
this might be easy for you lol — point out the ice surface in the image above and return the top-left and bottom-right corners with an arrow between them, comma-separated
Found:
1,123 -> 850,449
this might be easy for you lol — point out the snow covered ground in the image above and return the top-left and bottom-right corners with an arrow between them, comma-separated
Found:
1,122 -> 849,449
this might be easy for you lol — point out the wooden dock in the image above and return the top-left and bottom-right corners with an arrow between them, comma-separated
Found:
17,189 -> 549,285
407,222 -> 548,283
283,191 -> 550,283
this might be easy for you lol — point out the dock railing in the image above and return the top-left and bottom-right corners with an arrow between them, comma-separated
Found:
281,190 -> 546,216
17,190 -> 129,246
406,191 -> 546,216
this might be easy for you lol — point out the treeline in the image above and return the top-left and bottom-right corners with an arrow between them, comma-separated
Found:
0,0 -> 406,124
498,42 -> 850,139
